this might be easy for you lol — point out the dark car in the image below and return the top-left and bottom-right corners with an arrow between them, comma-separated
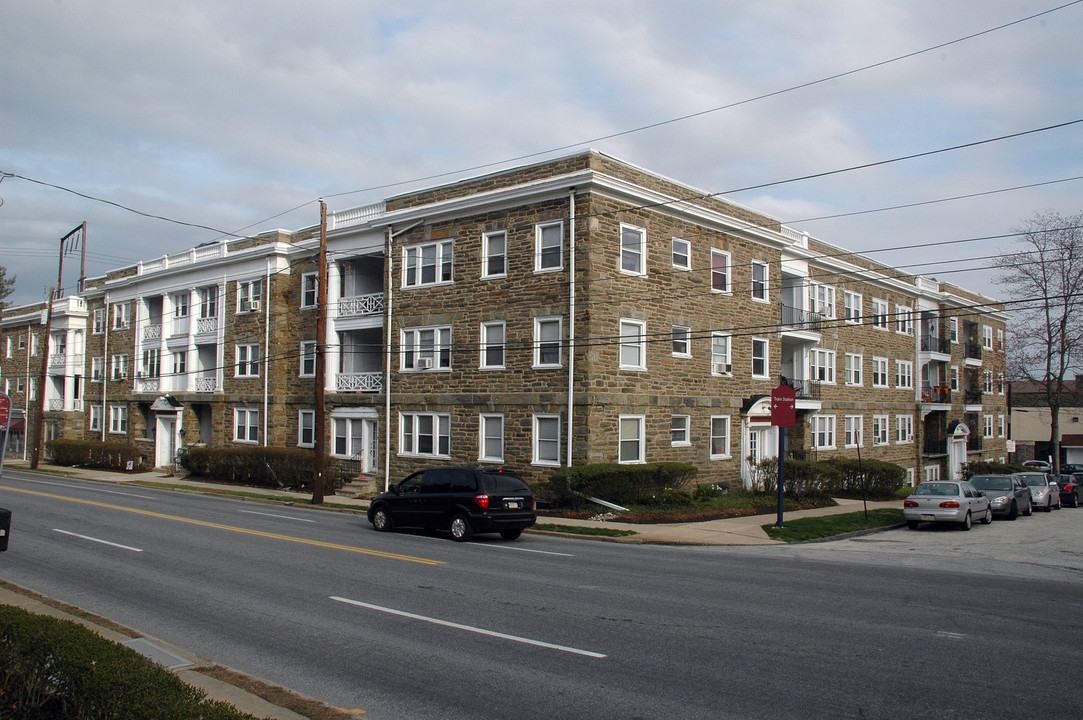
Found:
969,474 -> 1033,519
1059,473 -> 1083,508
367,467 -> 536,541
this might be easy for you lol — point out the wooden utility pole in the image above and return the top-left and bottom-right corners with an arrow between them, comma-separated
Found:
311,201 -> 328,504
30,289 -> 55,470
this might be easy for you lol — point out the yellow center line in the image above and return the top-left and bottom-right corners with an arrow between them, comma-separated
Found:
0,485 -> 445,566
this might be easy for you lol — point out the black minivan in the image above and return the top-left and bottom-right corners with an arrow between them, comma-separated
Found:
367,467 -> 536,541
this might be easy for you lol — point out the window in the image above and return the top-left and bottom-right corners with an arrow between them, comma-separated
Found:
998,373 -> 1005,395
30,333 -> 38,356
926,466 -> 940,483
480,321 -> 506,369
332,417 -> 370,457
844,415 -> 864,448
872,357 -> 888,387
479,414 -> 504,463
710,416 -> 731,458
91,357 -> 104,382
301,273 -> 318,308
402,326 -> 452,371
3,337 -> 9,358
984,370 -> 994,393
872,299 -> 889,330
982,325 -> 993,349
93,309 -> 106,334
172,351 -> 187,377
16,377 -> 25,395
997,414 -> 1006,438
843,291 -> 862,324
711,249 -> 730,293
234,408 -> 259,443
949,317 -> 959,342
89,405 -> 103,432
482,231 -> 507,278
536,221 -> 563,272
671,415 -> 690,446
809,283 -> 836,319
237,280 -> 262,313
950,366 -> 959,391
672,326 -> 691,357
751,338 -> 768,378
111,354 -> 129,381
533,414 -> 561,465
672,238 -> 691,270
812,415 -> 836,449
845,353 -> 862,386
401,412 -> 451,457
17,334 -> 25,351
298,410 -> 315,447
109,405 -> 128,434
173,293 -> 190,318
895,305 -> 913,335
711,333 -> 731,375
751,261 -> 769,301
403,240 -> 454,287
620,224 -> 646,276
300,341 -> 317,377
619,319 -> 646,370
983,415 -> 994,439
199,287 -> 219,319
895,360 -> 913,389
906,468 -> 915,486
810,348 -> 836,384
236,344 -> 260,377
896,415 -> 914,444
618,415 -> 645,463
112,302 -> 130,330
140,348 -> 161,379
534,317 -> 562,368
996,328 -> 1004,351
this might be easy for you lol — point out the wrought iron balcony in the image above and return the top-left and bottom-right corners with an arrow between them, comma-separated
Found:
336,372 -> 383,393
921,385 -> 951,404
920,335 -> 951,354
780,305 -> 822,332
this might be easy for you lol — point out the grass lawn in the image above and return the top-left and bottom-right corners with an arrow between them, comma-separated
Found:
762,508 -> 903,543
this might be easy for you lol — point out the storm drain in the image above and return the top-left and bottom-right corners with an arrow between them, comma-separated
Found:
121,638 -> 194,670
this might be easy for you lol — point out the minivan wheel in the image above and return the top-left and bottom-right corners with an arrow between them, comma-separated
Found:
960,512 -> 972,531
372,506 -> 392,532
499,529 -> 523,540
450,514 -> 474,542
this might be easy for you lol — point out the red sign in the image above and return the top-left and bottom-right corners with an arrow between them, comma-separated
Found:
0,394 -> 10,430
770,384 -> 796,428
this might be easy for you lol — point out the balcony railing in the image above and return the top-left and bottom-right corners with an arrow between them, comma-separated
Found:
964,343 -> 982,361
968,434 -> 984,453
921,385 -> 951,404
923,434 -> 948,456
786,379 -> 821,400
920,335 -> 951,354
780,305 -> 822,332
195,376 -> 217,393
137,377 -> 160,393
336,293 -> 384,319
964,389 -> 983,405
196,316 -> 219,335
47,399 -> 64,411
143,323 -> 162,341
336,372 -> 383,393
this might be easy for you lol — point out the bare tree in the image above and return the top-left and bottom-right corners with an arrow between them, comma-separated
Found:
993,210 -> 1083,473
0,265 -> 14,309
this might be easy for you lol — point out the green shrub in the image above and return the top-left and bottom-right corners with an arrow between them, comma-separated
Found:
822,457 -> 907,500
183,446 -> 326,490
46,438 -> 142,471
754,457 -> 838,499
539,462 -> 698,508
963,460 -> 1028,478
0,605 -> 259,719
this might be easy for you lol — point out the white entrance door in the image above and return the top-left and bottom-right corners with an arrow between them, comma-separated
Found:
156,416 -> 177,469
742,423 -> 779,489
948,425 -> 969,480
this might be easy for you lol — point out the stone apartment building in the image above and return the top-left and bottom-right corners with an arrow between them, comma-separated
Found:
0,151 -> 1009,489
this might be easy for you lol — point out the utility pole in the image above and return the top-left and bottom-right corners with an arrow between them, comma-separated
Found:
30,289 -> 55,470
311,201 -> 328,504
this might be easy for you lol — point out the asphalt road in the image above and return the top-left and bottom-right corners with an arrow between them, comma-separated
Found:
1,469 -> 1081,719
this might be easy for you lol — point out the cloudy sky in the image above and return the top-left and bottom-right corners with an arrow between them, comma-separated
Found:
2,0 -> 1081,308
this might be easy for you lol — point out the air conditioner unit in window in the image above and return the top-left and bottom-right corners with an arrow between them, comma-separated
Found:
712,362 -> 732,375
117,372 -> 127,380
247,300 -> 261,312
416,357 -> 434,370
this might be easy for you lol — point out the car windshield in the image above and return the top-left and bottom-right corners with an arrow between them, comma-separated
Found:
1019,475 -> 1048,487
969,476 -> 1011,491
913,483 -> 959,496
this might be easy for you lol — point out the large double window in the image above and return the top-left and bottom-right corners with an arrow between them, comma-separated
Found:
400,412 -> 450,457
402,326 -> 452,371
403,240 -> 454,287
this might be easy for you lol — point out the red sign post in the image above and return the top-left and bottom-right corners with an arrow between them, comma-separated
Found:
770,385 -> 797,528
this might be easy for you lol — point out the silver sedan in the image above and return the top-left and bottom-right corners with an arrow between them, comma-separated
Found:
904,480 -> 993,531
1016,472 -> 1061,511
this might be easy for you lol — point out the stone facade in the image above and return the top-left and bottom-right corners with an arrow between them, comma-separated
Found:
1,151 -> 1009,489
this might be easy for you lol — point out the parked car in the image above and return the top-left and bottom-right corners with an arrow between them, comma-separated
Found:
367,467 -> 536,541
903,480 -> 992,530
1022,460 -> 1052,472
1061,464 -> 1083,475
1059,473 -> 1083,508
969,474 -> 1033,519
1016,472 -> 1061,511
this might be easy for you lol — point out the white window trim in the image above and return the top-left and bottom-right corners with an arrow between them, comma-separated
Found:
301,272 -> 318,308
399,411 -> 452,458
619,223 -> 647,277
297,409 -> 315,448
843,291 -> 862,325
896,414 -> 914,444
672,238 -> 691,271
236,280 -> 263,314
950,317 -> 959,342
710,415 -> 731,459
844,415 -> 864,449
672,326 -> 692,358
845,353 -> 863,386
532,413 -> 562,466
618,414 -> 646,464
751,337 -> 769,379
300,341 -> 317,377
402,240 -> 455,288
482,230 -> 508,279
480,321 -> 506,370
810,348 -> 836,384
813,415 -> 836,450
533,316 -> 563,369
873,415 -> 890,445
479,413 -> 505,463
710,248 -> 732,294
895,360 -> 914,390
401,325 -> 453,371
234,408 -> 259,444
108,405 -> 128,435
751,261 -> 769,303
619,319 -> 647,371
671,415 -> 691,447
872,299 -> 889,331
535,221 -> 564,273
895,305 -> 913,336
711,333 -> 732,376
235,343 -> 260,378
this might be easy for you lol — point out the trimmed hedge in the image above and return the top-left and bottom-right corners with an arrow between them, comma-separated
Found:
534,462 -> 698,508
0,605 -> 260,719
748,457 -> 839,499
963,460 -> 1029,478
46,439 -> 142,471
182,446 -> 325,490
822,458 -> 907,500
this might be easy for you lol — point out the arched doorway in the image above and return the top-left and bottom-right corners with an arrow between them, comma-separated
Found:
741,396 -> 779,489
946,420 -> 970,480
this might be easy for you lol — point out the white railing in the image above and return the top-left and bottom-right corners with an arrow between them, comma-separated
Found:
336,372 -> 383,393
196,316 -> 218,335
47,399 -> 64,411
143,324 -> 162,341
137,377 -> 160,393
48,354 -> 65,368
336,293 -> 385,318
331,202 -> 387,230
196,376 -> 217,393
137,244 -> 225,277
